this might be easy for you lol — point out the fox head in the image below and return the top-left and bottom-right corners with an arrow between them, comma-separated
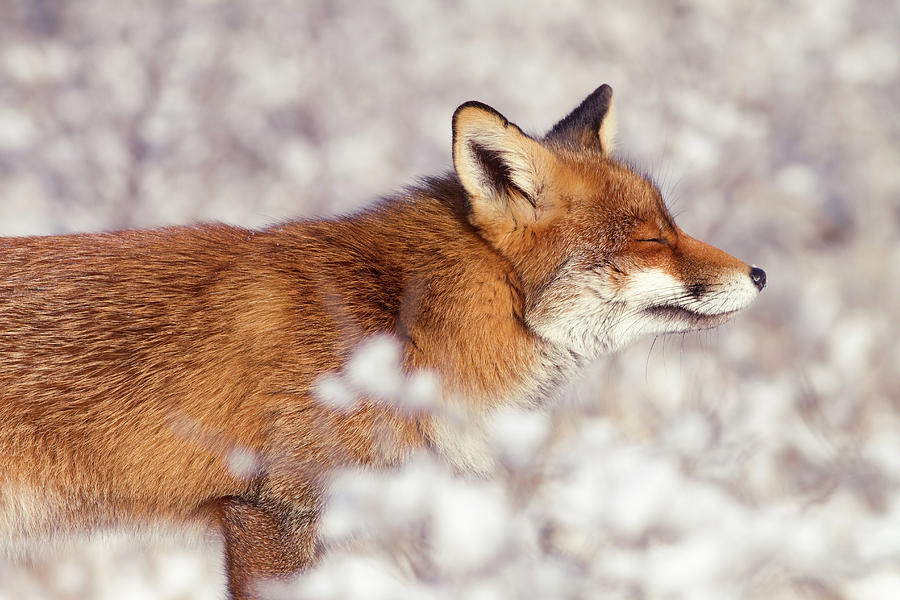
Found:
452,85 -> 766,359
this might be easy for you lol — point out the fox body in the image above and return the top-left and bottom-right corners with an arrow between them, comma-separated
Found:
0,85 -> 764,598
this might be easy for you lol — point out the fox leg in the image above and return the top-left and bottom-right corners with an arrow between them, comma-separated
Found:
218,495 -> 319,600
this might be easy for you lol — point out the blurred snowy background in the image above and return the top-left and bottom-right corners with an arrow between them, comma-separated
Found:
1,0 -> 899,598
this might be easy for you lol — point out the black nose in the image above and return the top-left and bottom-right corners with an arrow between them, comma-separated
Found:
749,266 -> 766,291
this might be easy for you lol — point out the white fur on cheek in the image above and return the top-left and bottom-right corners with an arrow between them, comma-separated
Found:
623,267 -> 760,316
620,270 -> 686,308
526,264 -> 762,361
526,263 -> 630,359
618,266 -> 761,338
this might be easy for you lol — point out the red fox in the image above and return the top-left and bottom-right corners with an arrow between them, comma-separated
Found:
0,85 -> 764,599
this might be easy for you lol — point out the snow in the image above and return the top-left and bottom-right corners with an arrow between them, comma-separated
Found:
312,373 -> 357,411
429,478 -> 511,574
345,335 -> 404,401
487,407 -> 550,468
0,107 -> 36,149
226,447 -> 262,480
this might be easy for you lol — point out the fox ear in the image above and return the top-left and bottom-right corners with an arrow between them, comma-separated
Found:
452,101 -> 554,235
545,84 -> 616,154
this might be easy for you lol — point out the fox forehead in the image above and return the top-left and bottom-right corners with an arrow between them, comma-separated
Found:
545,151 -> 675,248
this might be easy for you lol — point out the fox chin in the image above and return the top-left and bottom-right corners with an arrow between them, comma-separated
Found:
0,83 -> 765,599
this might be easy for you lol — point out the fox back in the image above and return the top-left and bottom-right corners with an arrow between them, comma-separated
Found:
0,85 -> 765,599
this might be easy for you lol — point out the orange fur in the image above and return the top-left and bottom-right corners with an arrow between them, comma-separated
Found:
0,85 -> 764,599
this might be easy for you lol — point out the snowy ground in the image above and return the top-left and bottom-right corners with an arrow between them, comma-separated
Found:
1,0 -> 899,598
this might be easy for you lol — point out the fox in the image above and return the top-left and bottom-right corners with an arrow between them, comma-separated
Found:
0,84 -> 765,599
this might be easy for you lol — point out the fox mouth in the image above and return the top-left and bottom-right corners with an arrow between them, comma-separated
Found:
643,304 -> 738,329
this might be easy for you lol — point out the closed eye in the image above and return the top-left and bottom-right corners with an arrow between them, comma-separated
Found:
637,238 -> 668,245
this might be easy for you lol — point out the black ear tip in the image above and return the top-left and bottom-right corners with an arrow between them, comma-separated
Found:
589,84 -> 613,104
453,100 -> 488,121
452,101 -> 508,129
544,83 -> 616,149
